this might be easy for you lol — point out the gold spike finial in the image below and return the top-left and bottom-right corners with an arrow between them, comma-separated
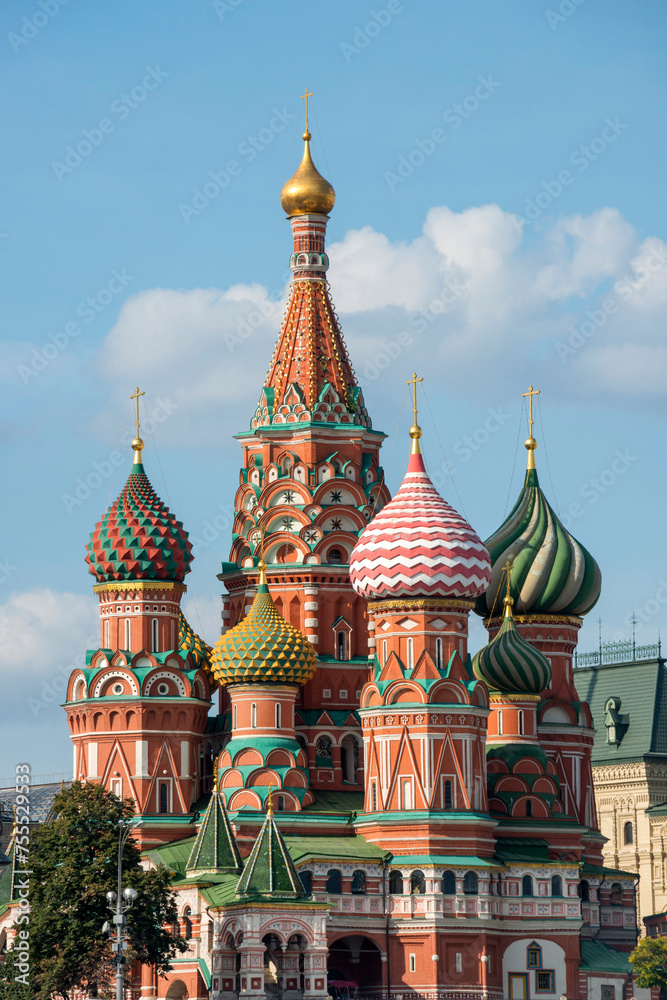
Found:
503,558 -> 514,617
266,782 -> 275,816
300,88 -> 314,137
521,385 -> 540,469
213,758 -> 219,787
130,386 -> 146,464
407,373 -> 424,454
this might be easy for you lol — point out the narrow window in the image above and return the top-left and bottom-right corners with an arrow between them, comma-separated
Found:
111,778 -> 122,799
444,779 -> 453,809
409,954 -> 416,973
233,704 -> 237,730
623,821 -> 633,845
406,638 -> 414,670
277,795 -> 285,811
389,871 -> 403,894
518,710 -> 524,736
299,870 -> 313,895
401,778 -> 413,810
351,870 -> 366,894
159,782 -> 168,814
275,702 -> 281,729
522,875 -> 534,897
435,637 -> 443,669
463,872 -> 478,896
152,618 -> 159,653
442,870 -> 456,894
455,953 -> 462,973
579,879 -> 590,901
183,907 -> 192,939
525,799 -> 532,817
326,869 -> 342,894
497,710 -> 503,735
251,703 -> 257,729
104,619 -> 109,648
610,882 -> 623,906
551,874 -> 562,897
410,870 -> 426,895
382,640 -> 387,665
171,619 -> 175,649
124,619 -> 131,648
337,631 -> 347,661
371,783 -> 377,811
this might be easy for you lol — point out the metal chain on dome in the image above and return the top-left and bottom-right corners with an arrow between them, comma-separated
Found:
502,397 -> 526,519
105,399 -> 131,508
536,396 -> 561,518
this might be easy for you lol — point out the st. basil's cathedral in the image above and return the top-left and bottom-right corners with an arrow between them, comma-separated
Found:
3,108 -> 643,1000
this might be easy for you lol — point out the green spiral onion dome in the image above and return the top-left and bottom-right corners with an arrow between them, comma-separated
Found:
473,596 -> 552,694
211,562 -> 317,687
475,466 -> 601,619
86,450 -> 193,584
179,612 -> 217,689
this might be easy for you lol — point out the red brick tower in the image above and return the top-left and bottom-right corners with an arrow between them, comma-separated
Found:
218,110 -> 389,792
64,403 -> 215,847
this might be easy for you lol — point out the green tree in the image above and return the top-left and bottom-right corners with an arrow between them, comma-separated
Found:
629,934 -> 667,990
2,781 -> 186,999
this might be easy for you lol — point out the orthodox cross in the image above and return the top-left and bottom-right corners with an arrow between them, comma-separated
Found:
130,386 -> 145,439
300,88 -> 314,131
407,372 -> 423,425
521,384 -> 540,439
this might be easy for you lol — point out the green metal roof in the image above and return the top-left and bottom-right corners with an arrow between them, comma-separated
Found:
582,862 -> 637,878
302,790 -> 364,813
494,838 -> 550,863
575,658 -> 667,765
186,790 -> 243,876
389,855 -> 499,867
579,939 -> 633,973
284,835 -> 386,865
236,813 -> 305,899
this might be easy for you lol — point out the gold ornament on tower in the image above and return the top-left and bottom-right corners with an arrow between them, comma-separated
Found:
280,89 -> 335,217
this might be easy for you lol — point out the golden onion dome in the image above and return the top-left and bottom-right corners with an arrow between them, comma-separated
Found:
280,131 -> 335,217
211,562 -> 317,687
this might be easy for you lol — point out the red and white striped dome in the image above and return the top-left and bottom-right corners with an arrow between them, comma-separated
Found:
350,450 -> 492,601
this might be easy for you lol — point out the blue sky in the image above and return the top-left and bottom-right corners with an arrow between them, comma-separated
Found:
1,0 -> 666,780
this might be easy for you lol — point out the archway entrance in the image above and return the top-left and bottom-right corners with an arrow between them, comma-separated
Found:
166,981 -> 188,999
328,936 -> 383,996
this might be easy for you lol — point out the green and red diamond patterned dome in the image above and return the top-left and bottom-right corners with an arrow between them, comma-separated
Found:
86,459 -> 193,584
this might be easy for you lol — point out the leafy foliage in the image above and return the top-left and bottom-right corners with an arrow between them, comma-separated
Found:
3,781 -> 186,999
629,934 -> 667,989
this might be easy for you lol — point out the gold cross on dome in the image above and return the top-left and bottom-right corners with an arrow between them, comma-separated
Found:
300,88 -> 314,130
130,386 -> 145,439
521,384 -> 540,439
407,372 -> 423,425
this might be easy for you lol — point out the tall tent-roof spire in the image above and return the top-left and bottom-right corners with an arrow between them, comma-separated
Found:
186,764 -> 243,877
235,797 -> 305,899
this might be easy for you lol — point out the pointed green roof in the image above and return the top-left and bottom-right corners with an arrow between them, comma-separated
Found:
186,789 -> 243,877
235,811 -> 305,899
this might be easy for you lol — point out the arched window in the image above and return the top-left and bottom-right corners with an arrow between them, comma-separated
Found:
326,869 -> 342,894
159,782 -> 169,814
444,780 -> 453,810
525,799 -> 532,817
442,870 -> 456,895
623,821 -> 633,845
406,638 -> 414,670
337,631 -> 347,661
389,871 -> 403,894
104,619 -> 109,648
435,637 -> 443,669
277,795 -> 285,812
410,870 -> 426,895
498,710 -> 503,735
527,943 -> 542,969
152,618 -> 159,653
275,703 -> 281,729
299,870 -> 313,895
328,548 -> 343,565
579,879 -> 590,902
315,735 -> 333,765
551,874 -> 563,897
351,870 -> 366,894
518,710 -> 524,736
183,906 -> 192,939
251,703 -> 257,728
610,882 -> 623,906
522,875 -> 534,897
463,871 -> 478,896
124,619 -> 131,648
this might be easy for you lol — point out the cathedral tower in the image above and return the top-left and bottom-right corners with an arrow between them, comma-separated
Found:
218,101 -> 389,792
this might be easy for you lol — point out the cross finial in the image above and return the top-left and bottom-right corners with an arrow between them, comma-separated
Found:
406,373 -> 424,455
129,386 -> 146,464
503,558 -> 514,617
300,88 -> 314,134
521,384 -> 540,470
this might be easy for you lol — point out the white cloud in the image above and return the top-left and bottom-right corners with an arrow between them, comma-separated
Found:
92,204 -> 667,441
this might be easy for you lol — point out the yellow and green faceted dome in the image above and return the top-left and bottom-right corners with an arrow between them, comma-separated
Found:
473,598 -> 552,695
476,467 -> 601,619
211,571 -> 317,687
179,612 -> 217,689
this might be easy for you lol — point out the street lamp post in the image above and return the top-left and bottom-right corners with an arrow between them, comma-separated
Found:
104,818 -> 140,1000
